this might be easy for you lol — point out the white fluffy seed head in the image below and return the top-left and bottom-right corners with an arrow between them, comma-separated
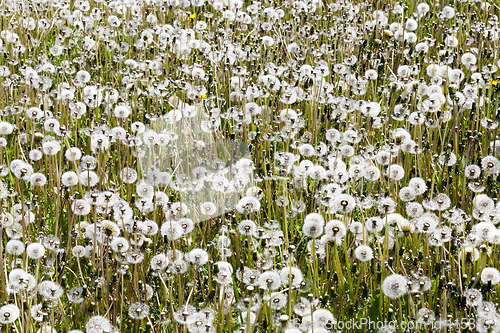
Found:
481,267 -> 500,285
302,213 -> 324,238
26,243 -> 45,260
382,274 -> 409,299
354,245 -> 374,262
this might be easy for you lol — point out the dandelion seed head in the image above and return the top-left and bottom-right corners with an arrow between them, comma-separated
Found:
464,288 -> 483,307
38,280 -> 64,300
238,219 -> 257,236
481,267 -> 500,285
258,271 -> 281,290
354,245 -> 374,262
302,213 -> 324,238
85,315 -> 112,333
382,274 -> 409,299
26,243 -> 45,260
6,239 -> 24,255
128,302 -> 150,320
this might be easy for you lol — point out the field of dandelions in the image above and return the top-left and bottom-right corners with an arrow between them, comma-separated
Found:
3,0 -> 500,332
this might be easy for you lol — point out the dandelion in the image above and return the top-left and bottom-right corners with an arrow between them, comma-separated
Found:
9,269 -> 35,290
463,288 -> 483,307
382,274 -> 409,299
441,5 -> 455,19
72,199 -> 91,216
387,164 -> 405,180
150,253 -> 169,271
6,223 -> 23,239
399,187 -> 416,202
187,248 -> 209,266
65,147 -> 82,161
312,309 -> 336,329
375,150 -> 393,165
236,196 -> 261,214
136,182 -> 154,198
298,144 -> 316,157
293,297 -> 314,317
474,194 -> 495,214
11,160 -> 33,180
481,267 -> 500,285
29,304 -> 44,323
62,171 -> 79,187
79,171 -> 99,187
481,156 -> 500,175
302,213 -> 324,238
324,220 -> 347,239
38,281 -> 64,300
238,267 -> 260,287
377,197 -> 397,214
178,218 -> 194,235
238,220 -> 257,236
119,167 -> 137,184
408,177 -> 427,195
416,308 -> 435,326
198,201 -> 217,217
142,220 -> 158,236
433,193 -> 451,211
349,221 -> 365,235
332,194 -> 356,214
114,105 -> 131,118
215,269 -> 233,285
465,164 -> 481,179
160,221 -> 184,240
0,304 -> 20,324
43,235 -> 61,251
26,243 -> 45,260
129,302 -> 150,320
258,271 -> 281,290
476,315 -> 500,332
363,165 -> 381,181
90,134 -> 109,151
438,152 -> 457,166
0,0 -> 497,328
280,266 -> 304,287
37,324 -> 58,333
6,239 -> 24,255
29,173 -> 47,187
0,121 -> 13,135
0,212 -> 13,228
169,258 -> 189,274
477,301 -> 497,318
460,247 -> 481,262
42,141 -> 61,155
365,69 -> 378,80
110,237 -> 129,253
29,149 -> 43,161
71,245 -> 87,258
354,245 -> 374,262
85,316 -> 112,333
127,250 -> 145,265
67,287 -> 85,303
